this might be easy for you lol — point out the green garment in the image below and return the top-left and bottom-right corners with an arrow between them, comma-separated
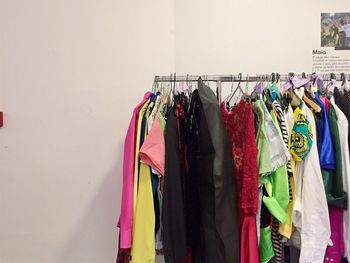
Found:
259,226 -> 275,263
262,111 -> 289,223
324,104 -> 348,209
158,105 -> 166,133
253,99 -> 274,179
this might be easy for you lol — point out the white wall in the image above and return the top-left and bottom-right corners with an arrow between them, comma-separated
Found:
1,0 -> 349,263
175,0 -> 350,74
0,1 -> 174,262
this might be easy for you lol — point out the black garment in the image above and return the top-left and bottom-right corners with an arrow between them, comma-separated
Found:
334,87 -> 350,154
185,90 -> 202,262
162,97 -> 188,262
193,79 -> 240,262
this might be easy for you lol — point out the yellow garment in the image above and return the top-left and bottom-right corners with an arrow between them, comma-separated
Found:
131,102 -> 155,263
279,158 -> 296,238
132,99 -> 150,215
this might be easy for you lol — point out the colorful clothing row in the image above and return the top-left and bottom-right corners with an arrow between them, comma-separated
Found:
116,78 -> 350,263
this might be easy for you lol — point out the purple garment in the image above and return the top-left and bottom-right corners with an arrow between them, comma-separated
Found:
324,206 -> 345,263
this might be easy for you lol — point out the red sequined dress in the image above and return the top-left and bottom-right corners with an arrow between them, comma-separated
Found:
221,100 -> 260,263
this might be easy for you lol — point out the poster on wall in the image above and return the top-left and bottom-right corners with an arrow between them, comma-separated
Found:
312,13 -> 350,74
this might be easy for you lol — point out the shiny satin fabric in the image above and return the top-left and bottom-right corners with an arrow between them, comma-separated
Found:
195,79 -> 240,262
315,93 -> 336,170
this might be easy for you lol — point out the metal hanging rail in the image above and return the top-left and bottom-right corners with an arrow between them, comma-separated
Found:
153,73 -> 350,82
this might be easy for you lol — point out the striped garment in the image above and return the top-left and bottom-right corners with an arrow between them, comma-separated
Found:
272,101 -> 293,200
269,101 -> 293,263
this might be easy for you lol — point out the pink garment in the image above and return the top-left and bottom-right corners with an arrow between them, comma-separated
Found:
117,92 -> 151,249
321,96 -> 330,113
139,113 -> 165,176
324,206 -> 345,263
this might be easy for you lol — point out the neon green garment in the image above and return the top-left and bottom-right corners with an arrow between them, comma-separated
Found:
259,110 -> 289,262
262,111 -> 289,223
131,102 -> 156,262
270,112 -> 289,210
279,158 -> 296,238
259,226 -> 275,263
253,99 -> 274,179
262,172 -> 288,224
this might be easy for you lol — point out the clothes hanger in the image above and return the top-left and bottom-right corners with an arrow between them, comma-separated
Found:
187,74 -> 193,94
245,74 -> 249,93
167,73 -> 175,106
282,73 -> 303,108
303,90 -> 322,112
252,75 -> 264,97
325,72 -> 337,98
341,72 -> 346,86
263,75 -> 273,110
224,75 -> 235,110
340,72 -> 350,92
223,74 -> 235,102
216,80 -> 221,103
271,72 -> 276,83
299,72 -> 321,112
227,73 -> 245,105
151,76 -> 157,93
276,73 -> 280,84
205,75 -> 210,87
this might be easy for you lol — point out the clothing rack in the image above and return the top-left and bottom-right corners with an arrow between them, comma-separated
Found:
153,73 -> 350,83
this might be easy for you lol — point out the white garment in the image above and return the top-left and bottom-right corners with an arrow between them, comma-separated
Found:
256,186 -> 263,244
261,100 -> 290,170
290,88 -> 331,263
331,98 -> 350,259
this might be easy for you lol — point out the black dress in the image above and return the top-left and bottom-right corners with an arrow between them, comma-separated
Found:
194,79 -> 240,262
162,95 -> 188,262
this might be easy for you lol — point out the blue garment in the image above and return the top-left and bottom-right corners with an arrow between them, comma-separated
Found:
270,83 -> 279,102
315,93 -> 336,170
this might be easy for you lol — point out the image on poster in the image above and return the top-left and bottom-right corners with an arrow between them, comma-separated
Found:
312,13 -> 350,74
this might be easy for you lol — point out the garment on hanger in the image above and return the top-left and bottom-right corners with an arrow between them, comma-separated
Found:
162,95 -> 188,263
194,78 -> 240,261
118,92 -> 151,250
323,104 -> 346,262
315,93 -> 336,170
334,87 -> 350,154
327,104 -> 347,208
221,99 -> 260,263
185,89 -> 201,261
253,99 -> 274,177
331,98 -> 350,259
289,88 -> 331,263
131,97 -> 156,263
139,113 -> 165,176
116,74 -> 350,263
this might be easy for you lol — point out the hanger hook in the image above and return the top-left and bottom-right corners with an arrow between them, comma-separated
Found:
245,74 -> 249,93
231,74 -> 234,91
